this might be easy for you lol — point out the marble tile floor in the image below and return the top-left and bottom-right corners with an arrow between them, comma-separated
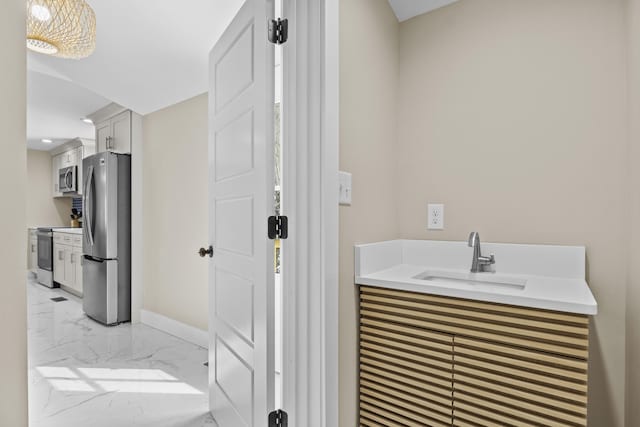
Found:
27,275 -> 216,427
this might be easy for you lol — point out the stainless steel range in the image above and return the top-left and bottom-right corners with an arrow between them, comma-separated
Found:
36,227 -> 58,288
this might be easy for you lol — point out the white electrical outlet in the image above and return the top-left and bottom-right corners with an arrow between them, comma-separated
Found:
428,203 -> 444,230
339,171 -> 352,205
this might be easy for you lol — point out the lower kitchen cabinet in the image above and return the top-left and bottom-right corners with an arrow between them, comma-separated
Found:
28,229 -> 38,274
358,286 -> 589,427
53,233 -> 83,296
73,246 -> 83,293
53,243 -> 65,284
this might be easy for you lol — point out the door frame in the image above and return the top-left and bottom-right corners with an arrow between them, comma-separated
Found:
280,0 -> 339,425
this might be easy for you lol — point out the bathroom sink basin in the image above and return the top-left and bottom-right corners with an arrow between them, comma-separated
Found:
412,270 -> 527,291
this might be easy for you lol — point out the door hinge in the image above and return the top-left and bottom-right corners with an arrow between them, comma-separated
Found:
268,18 -> 288,44
268,215 -> 288,240
268,409 -> 288,427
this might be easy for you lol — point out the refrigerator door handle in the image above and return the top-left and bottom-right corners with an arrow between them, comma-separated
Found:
85,165 -> 95,247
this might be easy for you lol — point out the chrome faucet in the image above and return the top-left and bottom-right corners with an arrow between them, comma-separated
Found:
468,232 -> 495,273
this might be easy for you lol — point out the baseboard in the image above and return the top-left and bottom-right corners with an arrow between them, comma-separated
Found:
140,309 -> 208,349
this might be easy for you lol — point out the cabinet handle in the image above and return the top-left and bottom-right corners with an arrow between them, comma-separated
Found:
70,253 -> 74,264
59,250 -> 64,261
31,244 -> 35,253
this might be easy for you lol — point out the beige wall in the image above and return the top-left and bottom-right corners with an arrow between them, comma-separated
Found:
142,93 -> 209,331
396,2 -> 627,424
339,0 -> 399,425
339,0 -> 629,425
627,0 -> 640,425
27,150 -> 72,227
0,0 -> 28,425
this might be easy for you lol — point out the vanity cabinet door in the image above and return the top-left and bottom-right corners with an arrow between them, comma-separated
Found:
359,287 -> 454,427
452,336 -> 588,427
358,286 -> 590,427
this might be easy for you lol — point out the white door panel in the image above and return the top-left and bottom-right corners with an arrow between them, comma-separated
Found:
209,0 -> 275,426
215,110 -> 255,181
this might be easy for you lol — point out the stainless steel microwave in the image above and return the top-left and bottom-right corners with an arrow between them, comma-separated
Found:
59,165 -> 77,193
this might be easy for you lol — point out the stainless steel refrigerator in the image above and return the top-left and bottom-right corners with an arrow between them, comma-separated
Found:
82,152 -> 131,325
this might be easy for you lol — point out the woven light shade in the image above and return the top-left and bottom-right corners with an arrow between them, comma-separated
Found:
26,0 -> 96,59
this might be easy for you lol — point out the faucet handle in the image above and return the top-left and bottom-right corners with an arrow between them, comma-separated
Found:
489,253 -> 496,264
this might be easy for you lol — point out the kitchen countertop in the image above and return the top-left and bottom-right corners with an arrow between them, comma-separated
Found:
355,240 -> 598,315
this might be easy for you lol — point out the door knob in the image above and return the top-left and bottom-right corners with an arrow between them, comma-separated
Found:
198,246 -> 214,258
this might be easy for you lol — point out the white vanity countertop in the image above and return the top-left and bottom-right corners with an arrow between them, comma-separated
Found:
355,240 -> 598,315
54,228 -> 83,235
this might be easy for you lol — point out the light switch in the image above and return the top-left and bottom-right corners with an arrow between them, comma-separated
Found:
339,171 -> 352,206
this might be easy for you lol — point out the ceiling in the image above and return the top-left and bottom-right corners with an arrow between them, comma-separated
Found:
27,0 -> 244,150
27,0 -> 453,151
27,71 -> 110,151
388,0 -> 459,22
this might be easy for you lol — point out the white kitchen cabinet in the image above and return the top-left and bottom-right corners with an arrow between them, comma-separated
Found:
76,146 -> 85,196
52,154 -> 63,198
60,149 -> 77,168
28,230 -> 38,274
53,242 -> 66,285
53,232 -> 83,296
96,120 -> 111,154
63,246 -> 74,285
96,110 -> 131,154
73,247 -> 83,294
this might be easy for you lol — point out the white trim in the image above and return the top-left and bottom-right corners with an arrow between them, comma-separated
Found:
131,112 -> 144,323
50,137 -> 95,156
87,102 -> 128,125
140,309 -> 208,348
322,0 -> 340,425
281,0 -> 339,425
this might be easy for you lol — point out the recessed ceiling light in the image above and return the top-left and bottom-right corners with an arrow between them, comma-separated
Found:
81,118 -> 93,124
42,139 -> 53,144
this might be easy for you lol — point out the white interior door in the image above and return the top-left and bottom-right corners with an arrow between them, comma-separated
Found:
208,0 -> 275,426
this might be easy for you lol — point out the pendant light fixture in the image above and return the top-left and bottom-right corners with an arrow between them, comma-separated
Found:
26,0 -> 96,59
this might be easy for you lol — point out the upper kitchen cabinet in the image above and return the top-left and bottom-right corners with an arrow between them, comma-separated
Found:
59,149 -> 77,168
96,110 -> 131,153
52,153 -> 63,197
89,103 -> 142,155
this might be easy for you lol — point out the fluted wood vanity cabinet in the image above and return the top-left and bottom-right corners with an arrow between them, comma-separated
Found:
358,286 -> 589,427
